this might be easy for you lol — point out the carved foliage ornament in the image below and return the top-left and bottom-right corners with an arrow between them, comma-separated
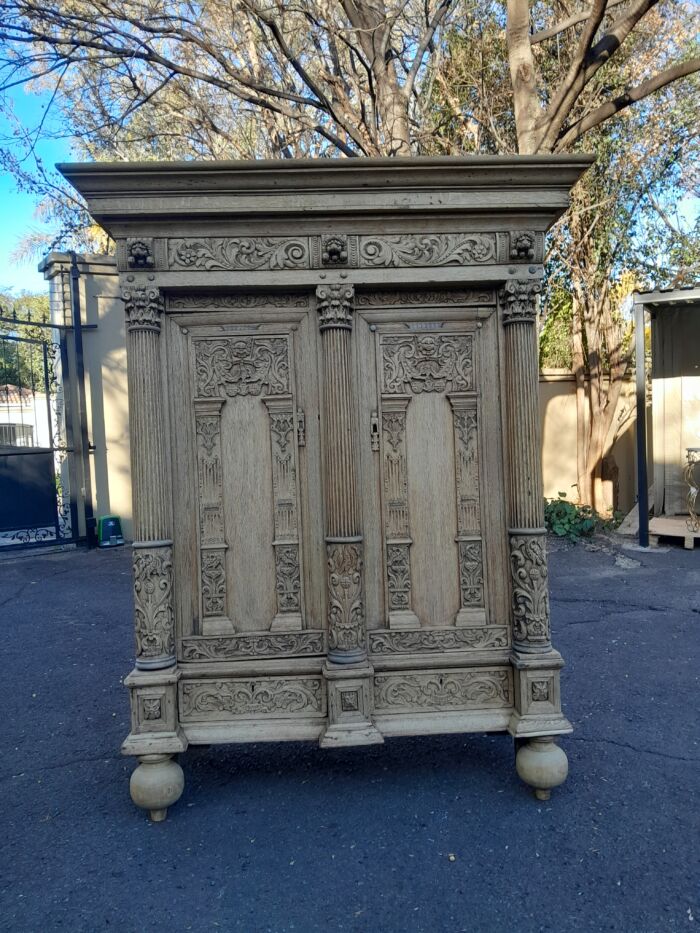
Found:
459,540 -> 484,607
275,545 -> 302,612
499,279 -> 542,325
122,284 -> 164,333
326,542 -> 364,653
509,533 -> 551,646
169,237 -> 309,271
133,547 -> 175,662
169,294 -> 309,310
195,337 -> 289,398
182,632 -> 324,661
387,544 -> 411,612
359,234 -> 496,267
374,670 -> 511,710
381,334 -> 473,394
316,283 -> 354,331
369,627 -> 508,654
181,678 -> 323,718
201,550 -> 226,617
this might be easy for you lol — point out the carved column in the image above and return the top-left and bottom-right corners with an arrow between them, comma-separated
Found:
317,283 -> 381,746
316,284 -> 366,663
500,279 -> 551,654
122,280 -> 176,669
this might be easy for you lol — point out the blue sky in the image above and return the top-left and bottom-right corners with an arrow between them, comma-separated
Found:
0,87 -> 74,295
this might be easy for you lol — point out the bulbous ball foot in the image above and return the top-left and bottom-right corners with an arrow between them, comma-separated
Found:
129,753 -> 184,822
516,737 -> 568,800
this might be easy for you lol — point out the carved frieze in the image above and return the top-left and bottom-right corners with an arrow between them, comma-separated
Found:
499,279 -> 542,325
181,632 -> 324,661
326,542 -> 365,654
316,283 -> 354,331
194,337 -> 289,398
356,288 -> 495,307
374,670 -> 511,711
181,677 -> 324,719
359,234 -> 496,267
169,294 -> 309,310
369,627 -> 508,654
169,237 -> 309,271
381,334 -> 473,394
133,546 -> 175,666
122,283 -> 164,333
509,533 -> 551,648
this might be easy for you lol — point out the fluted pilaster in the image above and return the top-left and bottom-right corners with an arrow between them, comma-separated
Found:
123,279 -> 175,670
501,279 -> 551,653
317,284 -> 366,664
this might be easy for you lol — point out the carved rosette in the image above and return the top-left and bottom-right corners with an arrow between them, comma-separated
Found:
133,545 -> 176,669
509,532 -> 551,651
122,282 -> 164,333
326,542 -> 365,660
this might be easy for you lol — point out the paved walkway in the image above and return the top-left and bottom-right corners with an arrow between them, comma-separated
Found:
0,538 -> 698,932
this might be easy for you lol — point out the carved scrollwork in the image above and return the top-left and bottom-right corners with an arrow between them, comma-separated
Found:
275,545 -> 302,612
201,550 -> 227,617
359,234 -> 496,267
499,279 -> 542,325
122,284 -> 164,333
181,632 -> 324,660
326,542 -> 365,654
356,288 -> 495,307
386,544 -> 411,612
181,678 -> 324,719
369,627 -> 508,654
381,334 -> 473,394
509,533 -> 551,648
373,670 -> 511,711
133,546 -> 175,666
169,294 -> 309,310
168,237 -> 309,271
316,283 -> 355,331
458,541 -> 484,606
194,337 -> 289,398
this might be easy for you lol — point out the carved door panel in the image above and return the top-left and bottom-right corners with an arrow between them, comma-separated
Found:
167,303 -> 323,643
356,309 -> 507,636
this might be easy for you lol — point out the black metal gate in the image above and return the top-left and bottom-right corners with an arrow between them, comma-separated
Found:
0,264 -> 92,550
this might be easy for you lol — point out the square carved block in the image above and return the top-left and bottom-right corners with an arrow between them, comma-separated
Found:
519,670 -> 560,716
326,675 -> 373,726
126,671 -> 179,736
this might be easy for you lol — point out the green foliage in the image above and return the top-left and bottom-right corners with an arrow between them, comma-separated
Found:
0,292 -> 52,390
539,286 -> 573,370
544,494 -> 604,542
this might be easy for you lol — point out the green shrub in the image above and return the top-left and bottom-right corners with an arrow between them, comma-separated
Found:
544,493 -> 599,542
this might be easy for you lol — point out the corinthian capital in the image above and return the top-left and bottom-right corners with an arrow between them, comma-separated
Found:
122,282 -> 164,333
316,283 -> 354,331
499,279 -> 542,325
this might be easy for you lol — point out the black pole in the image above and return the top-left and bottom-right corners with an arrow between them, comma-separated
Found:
634,301 -> 649,547
70,253 -> 96,547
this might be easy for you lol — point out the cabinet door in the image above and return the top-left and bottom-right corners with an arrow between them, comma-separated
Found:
167,302 -> 324,646
355,308 -> 508,637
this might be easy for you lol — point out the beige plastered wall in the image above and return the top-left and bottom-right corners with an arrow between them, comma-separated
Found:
40,256 -> 642,539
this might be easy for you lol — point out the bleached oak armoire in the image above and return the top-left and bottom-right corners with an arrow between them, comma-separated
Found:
62,156 -> 590,821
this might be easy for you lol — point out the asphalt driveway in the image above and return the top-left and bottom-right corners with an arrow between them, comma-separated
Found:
0,537 -> 698,932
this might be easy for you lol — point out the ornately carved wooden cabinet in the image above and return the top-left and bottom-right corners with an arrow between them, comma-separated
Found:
62,156 -> 590,819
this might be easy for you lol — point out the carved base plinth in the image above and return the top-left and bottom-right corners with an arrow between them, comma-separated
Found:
388,609 -> 421,631
455,607 -> 487,627
270,612 -> 303,633
507,650 -> 572,738
319,662 -> 384,748
122,667 -> 188,757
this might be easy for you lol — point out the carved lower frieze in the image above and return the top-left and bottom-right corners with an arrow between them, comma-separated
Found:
369,626 -> 508,654
169,293 -> 309,310
326,540 -> 366,661
356,288 -> 496,307
180,677 -> 325,720
373,669 -> 512,712
181,631 -> 324,661
509,531 -> 551,651
132,543 -> 176,669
